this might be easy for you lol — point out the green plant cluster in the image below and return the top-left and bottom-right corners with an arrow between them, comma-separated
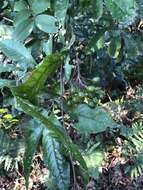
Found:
0,0 -> 143,189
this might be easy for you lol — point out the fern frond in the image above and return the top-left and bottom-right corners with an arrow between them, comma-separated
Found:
129,153 -> 143,179
124,122 -> 143,155
123,122 -> 143,178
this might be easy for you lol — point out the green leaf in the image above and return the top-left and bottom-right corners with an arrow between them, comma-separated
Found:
108,37 -> 121,58
13,19 -> 34,42
55,0 -> 69,26
13,97 -> 88,179
88,29 -> 106,51
24,119 -> 43,189
42,128 -> 70,190
12,53 -> 62,101
92,0 -> 103,20
105,0 -> 137,25
42,36 -> 53,55
35,14 -> 58,34
31,0 -> 50,14
84,149 -> 104,179
0,39 -> 36,68
67,142 -> 89,180
74,104 -> 116,134
0,64 -> 19,73
13,97 -> 66,141
14,0 -> 28,11
64,56 -> 74,81
14,9 -> 32,27
0,79 -> 15,88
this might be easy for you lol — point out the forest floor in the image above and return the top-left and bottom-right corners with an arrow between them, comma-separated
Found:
0,84 -> 143,190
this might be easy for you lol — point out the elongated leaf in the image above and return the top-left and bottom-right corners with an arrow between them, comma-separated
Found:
31,0 -> 50,14
35,14 -> 58,33
0,39 -> 36,68
64,56 -> 74,81
13,97 -> 66,140
0,79 -> 15,88
42,37 -> 53,55
13,19 -> 34,42
43,128 -> 70,190
0,64 -> 19,73
13,97 -> 88,177
92,0 -> 103,20
14,9 -> 32,26
12,53 -> 62,101
105,0 -> 137,25
67,141 -> 89,180
24,119 -> 43,189
55,0 -> 69,26
74,104 -> 117,134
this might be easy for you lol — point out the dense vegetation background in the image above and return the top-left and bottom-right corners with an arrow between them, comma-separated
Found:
0,0 -> 143,189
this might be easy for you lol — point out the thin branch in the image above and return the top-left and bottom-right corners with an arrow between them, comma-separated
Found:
60,64 -> 77,190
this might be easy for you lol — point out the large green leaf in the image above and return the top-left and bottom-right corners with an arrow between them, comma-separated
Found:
31,0 -> 50,14
43,128 -> 70,190
23,119 -> 43,189
74,104 -> 117,134
13,97 -> 66,140
13,19 -> 34,42
0,39 -> 36,68
12,53 -> 62,101
35,14 -> 58,33
14,9 -> 32,26
55,0 -> 69,26
105,0 -> 137,25
13,97 -> 88,177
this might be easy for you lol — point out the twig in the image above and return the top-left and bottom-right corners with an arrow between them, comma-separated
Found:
60,64 -> 77,190
72,53 -> 86,88
3,17 -> 13,23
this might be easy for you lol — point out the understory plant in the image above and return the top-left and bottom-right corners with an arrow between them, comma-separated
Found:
0,0 -> 143,189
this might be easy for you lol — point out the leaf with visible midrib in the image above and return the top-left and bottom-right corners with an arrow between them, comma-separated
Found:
35,14 -> 58,33
0,39 -> 36,68
12,53 -> 63,102
13,19 -> 34,42
43,128 -> 70,190
13,97 -> 88,180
